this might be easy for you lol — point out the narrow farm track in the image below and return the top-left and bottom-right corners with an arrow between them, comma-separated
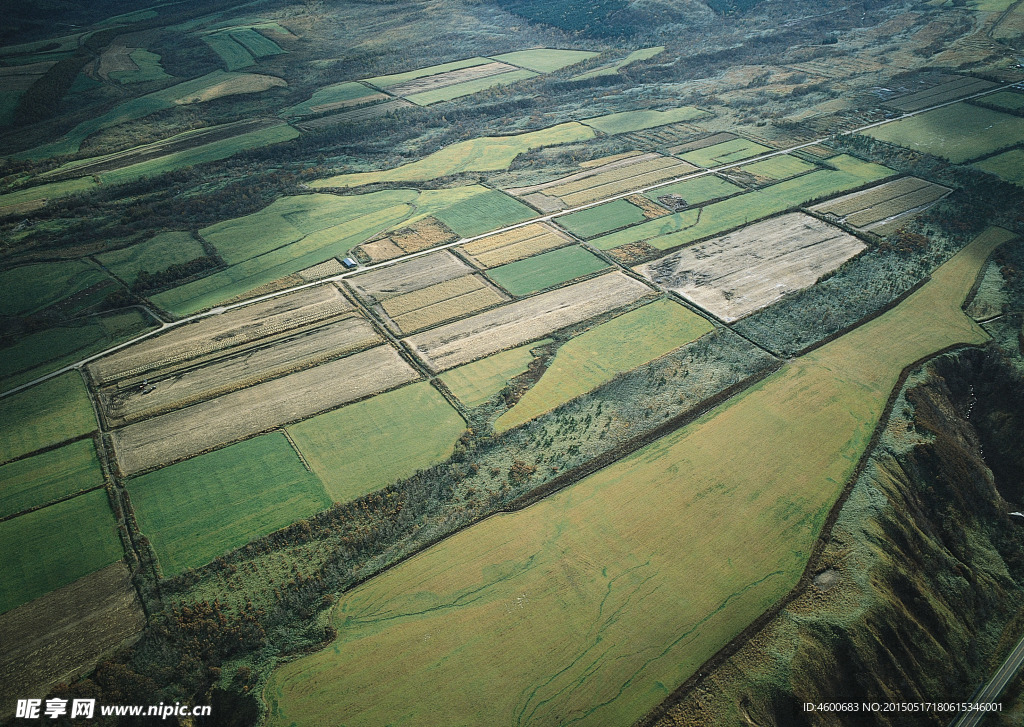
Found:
1,78 -> 1017,402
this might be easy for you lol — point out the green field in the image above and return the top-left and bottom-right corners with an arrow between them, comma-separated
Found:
109,49 -> 171,83
230,28 -> 285,58
0,309 -> 155,391
973,148 -> 1024,186
737,154 -> 817,181
406,69 -> 538,106
438,340 -> 551,408
432,189 -> 537,237
678,137 -> 773,167
0,372 -> 97,463
204,33 -> 255,69
129,433 -> 331,577
283,82 -> 382,117
0,177 -> 96,210
311,123 -> 595,188
97,231 -> 206,282
862,103 -> 1024,163
495,299 -> 713,432
572,46 -> 665,80
581,107 -> 708,135
365,57 -> 491,88
0,260 -> 112,317
977,90 -> 1024,112
287,383 -> 466,504
0,439 -> 103,520
486,245 -> 608,296
0,489 -> 123,615
591,155 -> 893,250
266,226 -> 1009,727
490,48 -> 599,73
643,174 -> 744,206
557,199 -> 647,238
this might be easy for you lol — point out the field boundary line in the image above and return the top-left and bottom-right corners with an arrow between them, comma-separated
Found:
279,429 -> 312,472
0,483 -> 108,526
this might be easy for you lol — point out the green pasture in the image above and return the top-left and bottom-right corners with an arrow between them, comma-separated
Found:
432,189 -> 536,237
283,82 -> 381,117
572,46 -> 664,80
0,489 -> 123,615
557,199 -> 647,238
267,227 -> 1009,727
490,48 -> 599,73
438,340 -> 551,408
129,433 -> 330,578
861,103 -> 1024,163
0,372 -> 96,463
311,122 -> 595,189
0,177 -> 96,211
0,259 -> 111,317
204,33 -> 254,70
581,107 -> 707,135
366,57 -> 491,88
973,148 -> 1024,186
591,155 -> 893,250
642,174 -> 744,206
287,382 -> 466,504
737,154 -> 816,181
109,49 -> 171,83
495,299 -> 713,432
0,439 -> 103,520
406,69 -> 538,105
678,137 -> 773,167
230,28 -> 285,58
97,231 -> 206,282
486,245 -> 608,296
976,90 -> 1024,112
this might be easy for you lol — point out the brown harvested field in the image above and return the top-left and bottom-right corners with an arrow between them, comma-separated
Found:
171,73 -> 287,104
626,194 -> 672,218
379,275 -> 508,334
346,250 -> 472,303
96,40 -> 137,80
111,345 -> 418,475
297,99 -> 415,130
458,222 -> 572,267
298,258 -> 345,280
810,176 -> 951,230
621,122 -> 704,150
403,272 -> 653,372
637,213 -> 866,322
667,132 -> 738,155
87,285 -> 353,385
100,315 -> 381,425
373,217 -> 457,254
386,62 -> 518,96
886,75 -> 994,112
0,562 -> 144,719
357,238 -> 405,263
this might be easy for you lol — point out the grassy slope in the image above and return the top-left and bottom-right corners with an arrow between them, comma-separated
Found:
439,340 -> 550,408
406,69 -> 538,106
0,260 -> 111,317
97,231 -> 206,281
486,245 -> 608,296
129,433 -> 331,577
283,82 -> 380,117
266,227 -> 1011,727
557,199 -> 647,238
581,107 -> 707,135
365,57 -> 491,88
0,372 -> 97,463
0,439 -> 103,519
490,49 -> 599,73
287,382 -> 466,504
0,489 -> 123,614
572,46 -> 665,80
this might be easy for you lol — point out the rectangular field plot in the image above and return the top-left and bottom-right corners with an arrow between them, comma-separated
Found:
297,99 -> 415,130
288,382 -> 465,504
96,231 -> 206,283
386,61 -> 518,96
637,213 -> 866,322
403,272 -> 653,372
282,81 -> 386,117
973,148 -> 1024,187
736,154 -> 817,182
581,107 -> 708,135
557,199 -> 647,238
591,155 -> 893,251
885,75 -> 994,112
406,69 -> 538,105
677,137 -> 773,167
439,340 -> 550,408
667,132 -> 737,155
0,439 -> 102,519
490,49 -> 598,73
347,250 -> 472,302
129,433 -> 330,577
378,276 -> 507,334
0,489 -> 123,614
486,246 -> 608,296
458,223 -> 572,268
0,259 -> 112,317
861,103 -> 1024,163
977,90 -> 1024,112
495,299 -> 713,432
89,285 -> 353,385
810,176 -> 951,230
643,174 -> 744,209
0,373 -> 96,464
365,57 -> 493,89
432,189 -> 537,237
111,345 -> 418,476
100,315 -> 382,425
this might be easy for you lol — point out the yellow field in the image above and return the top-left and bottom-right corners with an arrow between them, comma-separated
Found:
266,227 -> 1011,727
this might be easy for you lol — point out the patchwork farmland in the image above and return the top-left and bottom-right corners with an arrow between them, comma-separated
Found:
810,176 -> 951,231
458,223 -> 572,267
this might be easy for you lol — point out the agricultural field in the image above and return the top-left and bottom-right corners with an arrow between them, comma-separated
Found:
99,315 -> 381,425
976,90 -> 1024,112
0,373 -> 96,464
365,57 -> 495,88
885,74 -> 995,112
288,382 -> 465,504
0,489 -> 123,614
458,223 -> 572,268
311,123 -> 595,189
384,61 -> 519,97
0,439 -> 103,520
581,107 -> 708,135
406,69 -> 538,106
643,174 -> 744,209
438,340 -> 551,408
129,433 -> 331,577
403,272 -> 653,372
0,562 -> 144,719
88,285 -> 353,385
358,217 -> 458,262
431,189 -> 537,237
486,245 -> 608,296
347,250 -> 472,303
202,28 -> 285,70
735,154 -> 817,182
378,276 -> 508,335
572,46 -> 665,80
110,345 -> 418,476
96,231 -> 206,283
265,226 -> 1005,727
557,199 -> 648,238
495,299 -> 713,432
0,260 -> 112,317
282,82 -> 387,117
590,155 -> 894,251
107,49 -> 170,84
638,213 -> 867,322
296,99 -> 415,130
973,148 -> 1024,187
667,132 -> 738,155
491,49 -> 599,73
678,137 -> 773,167
861,103 -> 1024,163
810,176 -> 951,230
